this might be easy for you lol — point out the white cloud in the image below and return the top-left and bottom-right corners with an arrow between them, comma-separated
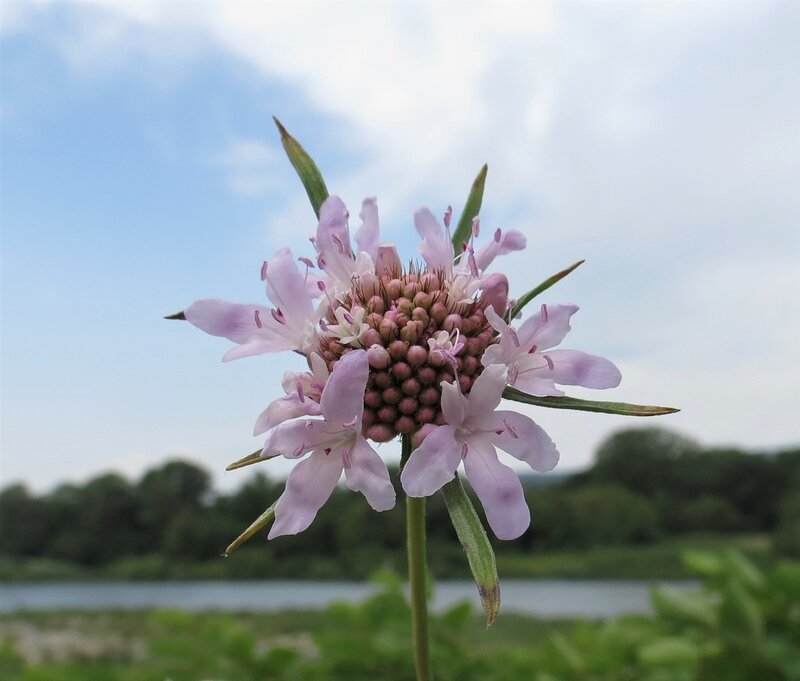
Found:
3,0 -> 798,490
209,138 -> 286,197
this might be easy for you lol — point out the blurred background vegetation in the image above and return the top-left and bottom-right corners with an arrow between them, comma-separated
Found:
2,426 -> 799,680
2,426 -> 799,580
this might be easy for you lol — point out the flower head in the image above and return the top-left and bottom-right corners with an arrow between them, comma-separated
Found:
180,192 -> 624,539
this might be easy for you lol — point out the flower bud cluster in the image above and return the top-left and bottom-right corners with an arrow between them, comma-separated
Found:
318,264 -> 494,441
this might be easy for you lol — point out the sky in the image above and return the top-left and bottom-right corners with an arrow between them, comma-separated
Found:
1,0 -> 799,493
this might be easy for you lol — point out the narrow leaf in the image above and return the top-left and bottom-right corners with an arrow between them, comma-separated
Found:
273,117 -> 329,217
223,502 -> 277,556
508,260 -> 585,320
451,164 -> 488,250
503,387 -> 679,417
164,311 -> 186,320
226,449 -> 275,472
441,474 -> 500,627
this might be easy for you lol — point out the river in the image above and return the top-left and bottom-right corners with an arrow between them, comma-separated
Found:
0,579 -> 696,618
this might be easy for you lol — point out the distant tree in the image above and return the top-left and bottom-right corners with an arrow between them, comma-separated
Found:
47,474 -> 142,564
137,460 -> 211,546
577,427 -> 701,497
0,484 -> 50,556
527,484 -> 659,549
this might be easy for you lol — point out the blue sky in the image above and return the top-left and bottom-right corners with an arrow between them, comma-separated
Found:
2,1 -> 798,492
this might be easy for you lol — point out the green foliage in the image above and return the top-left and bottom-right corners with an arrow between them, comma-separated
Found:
3,553 -> 797,681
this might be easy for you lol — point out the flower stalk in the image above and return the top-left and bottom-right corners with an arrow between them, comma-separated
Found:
402,434 -> 433,681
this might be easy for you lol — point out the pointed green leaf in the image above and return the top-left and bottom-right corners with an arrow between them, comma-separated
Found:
508,260 -> 585,320
441,474 -> 500,627
451,164 -> 488,250
723,549 -> 765,592
223,502 -> 277,556
273,117 -> 329,217
720,579 -> 764,641
503,387 -> 679,417
651,585 -> 717,629
638,638 -> 700,667
164,311 -> 186,320
226,449 -> 275,472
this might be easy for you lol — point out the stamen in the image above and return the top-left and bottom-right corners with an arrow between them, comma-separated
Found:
270,308 -> 286,325
319,319 -> 328,331
541,304 -> 549,323
292,442 -> 305,457
331,233 -> 348,255
318,280 -> 334,306
529,344 -> 538,354
494,228 -> 502,243
260,261 -> 268,281
471,216 -> 480,238
468,251 -> 479,277
298,256 -> 314,269
508,362 -> 519,385
343,311 -> 354,325
503,418 -> 519,439
443,205 -> 453,229
253,310 -> 262,328
460,442 -> 469,459
507,326 -> 520,347
543,354 -> 554,371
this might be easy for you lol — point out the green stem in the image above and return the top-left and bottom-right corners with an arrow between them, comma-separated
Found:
402,434 -> 433,681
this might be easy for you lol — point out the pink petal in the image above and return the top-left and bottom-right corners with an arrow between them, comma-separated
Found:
414,208 -> 454,270
464,364 -> 507,418
400,425 -> 461,497
185,298 -> 271,344
518,304 -> 578,351
545,349 -> 622,389
477,410 -> 559,472
344,437 -> 396,511
509,372 -> 564,397
320,349 -> 368,428
316,195 -> 352,256
375,243 -> 402,277
440,380 -> 467,427
268,450 -> 343,538
222,335 -> 294,362
263,247 -> 313,323
262,419 -> 338,458
354,197 -> 380,260
253,395 -> 322,436
478,274 -> 509,316
474,229 -> 526,270
463,440 -> 530,540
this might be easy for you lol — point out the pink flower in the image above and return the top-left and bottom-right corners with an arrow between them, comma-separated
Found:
482,304 -> 622,396
184,247 -> 319,360
252,353 -> 329,436
262,349 -> 396,538
400,364 -> 559,540
313,196 -> 381,295
414,207 -> 525,310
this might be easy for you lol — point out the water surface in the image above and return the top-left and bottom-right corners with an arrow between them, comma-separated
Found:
0,580 -> 695,618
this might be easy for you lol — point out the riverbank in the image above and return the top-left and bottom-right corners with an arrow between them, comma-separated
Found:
0,533 -> 774,582
1,552 -> 797,681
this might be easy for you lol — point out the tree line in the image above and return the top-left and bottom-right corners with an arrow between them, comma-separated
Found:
2,427 -> 798,578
